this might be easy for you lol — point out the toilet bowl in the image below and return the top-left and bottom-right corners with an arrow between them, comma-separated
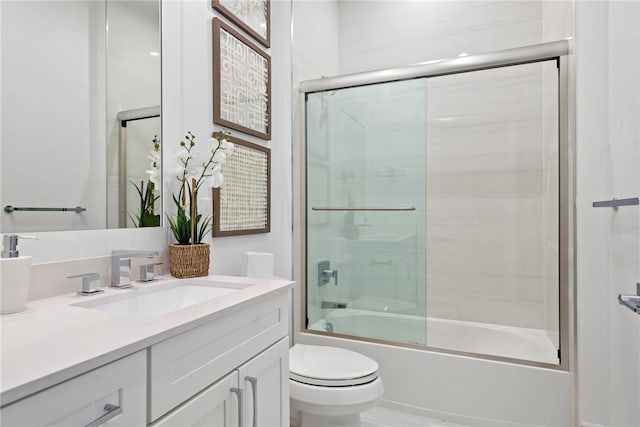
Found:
289,344 -> 384,427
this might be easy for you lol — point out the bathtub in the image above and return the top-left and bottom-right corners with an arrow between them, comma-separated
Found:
302,308 -> 570,426
310,308 -> 558,364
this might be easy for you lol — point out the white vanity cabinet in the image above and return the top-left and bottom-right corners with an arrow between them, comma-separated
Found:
0,278 -> 293,427
152,337 -> 289,427
149,292 -> 290,427
0,350 -> 146,426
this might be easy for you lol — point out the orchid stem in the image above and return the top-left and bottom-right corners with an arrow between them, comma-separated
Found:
190,178 -> 196,245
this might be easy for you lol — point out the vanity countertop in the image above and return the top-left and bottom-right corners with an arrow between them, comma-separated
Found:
0,275 -> 294,407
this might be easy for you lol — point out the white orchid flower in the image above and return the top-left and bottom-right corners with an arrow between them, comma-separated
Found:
213,149 -> 227,164
209,168 -> 224,188
147,150 -> 161,168
224,141 -> 235,156
147,168 -> 161,186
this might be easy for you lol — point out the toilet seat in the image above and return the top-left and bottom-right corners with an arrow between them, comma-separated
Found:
289,344 -> 379,387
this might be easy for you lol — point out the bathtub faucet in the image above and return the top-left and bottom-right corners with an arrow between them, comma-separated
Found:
321,301 -> 347,309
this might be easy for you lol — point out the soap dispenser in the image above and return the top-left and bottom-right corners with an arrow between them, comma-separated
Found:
1,234 -> 36,314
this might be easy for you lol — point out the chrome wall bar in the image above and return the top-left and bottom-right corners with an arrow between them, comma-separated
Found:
592,197 -> 639,210
300,40 -> 570,93
4,205 -> 86,213
618,283 -> 640,314
312,206 -> 416,212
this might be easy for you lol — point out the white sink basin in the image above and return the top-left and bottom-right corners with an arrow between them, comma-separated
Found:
76,283 -> 240,316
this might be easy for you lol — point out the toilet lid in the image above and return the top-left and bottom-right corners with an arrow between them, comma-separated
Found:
289,344 -> 379,387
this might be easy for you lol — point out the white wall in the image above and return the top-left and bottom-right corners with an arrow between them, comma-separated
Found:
1,1 -> 106,232
576,1 -> 640,426
163,0 -> 293,279
2,0 -> 291,280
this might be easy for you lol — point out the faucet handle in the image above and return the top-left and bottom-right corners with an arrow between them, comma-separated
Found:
139,262 -> 163,283
68,272 -> 103,296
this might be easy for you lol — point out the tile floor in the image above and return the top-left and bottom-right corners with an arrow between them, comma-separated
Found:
361,406 -> 467,427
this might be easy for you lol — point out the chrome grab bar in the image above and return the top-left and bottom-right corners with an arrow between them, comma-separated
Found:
4,205 -> 86,213
592,197 -> 639,210
245,376 -> 258,427
312,206 -> 415,211
84,403 -> 122,427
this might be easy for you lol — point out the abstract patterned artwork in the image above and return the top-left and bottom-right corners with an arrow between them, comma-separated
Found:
212,134 -> 270,236
213,18 -> 271,140
213,0 -> 270,47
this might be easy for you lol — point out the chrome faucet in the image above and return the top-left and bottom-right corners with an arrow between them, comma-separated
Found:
111,250 -> 159,288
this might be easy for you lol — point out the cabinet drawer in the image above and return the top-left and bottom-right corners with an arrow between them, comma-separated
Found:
0,351 -> 146,426
149,292 -> 289,421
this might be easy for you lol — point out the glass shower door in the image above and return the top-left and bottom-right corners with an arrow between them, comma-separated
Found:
305,79 -> 427,345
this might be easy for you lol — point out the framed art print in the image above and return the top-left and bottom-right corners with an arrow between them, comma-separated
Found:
212,133 -> 270,237
213,18 -> 271,140
212,0 -> 270,48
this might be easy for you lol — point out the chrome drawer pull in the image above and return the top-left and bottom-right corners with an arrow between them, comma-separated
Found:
245,376 -> 258,427
84,403 -> 122,427
230,387 -> 243,427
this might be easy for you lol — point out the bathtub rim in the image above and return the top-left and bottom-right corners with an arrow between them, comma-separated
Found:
301,323 -> 563,371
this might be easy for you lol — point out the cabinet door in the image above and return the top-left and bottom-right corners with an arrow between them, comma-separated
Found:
0,351 -> 146,426
152,371 -> 240,427
238,337 -> 289,427
149,293 -> 289,421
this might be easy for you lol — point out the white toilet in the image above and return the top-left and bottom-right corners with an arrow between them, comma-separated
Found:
289,344 -> 384,427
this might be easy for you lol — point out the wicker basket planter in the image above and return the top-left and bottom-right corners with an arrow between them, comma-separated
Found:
168,243 -> 210,278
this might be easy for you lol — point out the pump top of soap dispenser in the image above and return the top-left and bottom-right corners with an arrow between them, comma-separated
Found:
1,234 -> 37,258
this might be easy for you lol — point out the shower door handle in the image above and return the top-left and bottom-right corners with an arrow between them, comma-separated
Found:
312,206 -> 415,211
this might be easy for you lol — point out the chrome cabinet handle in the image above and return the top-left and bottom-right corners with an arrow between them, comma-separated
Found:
84,403 -> 122,427
230,387 -> 243,427
245,376 -> 258,427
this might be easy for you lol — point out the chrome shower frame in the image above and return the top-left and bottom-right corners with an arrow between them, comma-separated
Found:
293,39 -> 573,372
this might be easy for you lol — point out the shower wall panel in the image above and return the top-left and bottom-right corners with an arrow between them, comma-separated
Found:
425,63 -> 556,330
337,1 -> 542,74
334,0 -> 564,331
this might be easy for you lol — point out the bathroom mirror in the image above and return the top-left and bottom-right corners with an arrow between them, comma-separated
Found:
0,0 -> 161,233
